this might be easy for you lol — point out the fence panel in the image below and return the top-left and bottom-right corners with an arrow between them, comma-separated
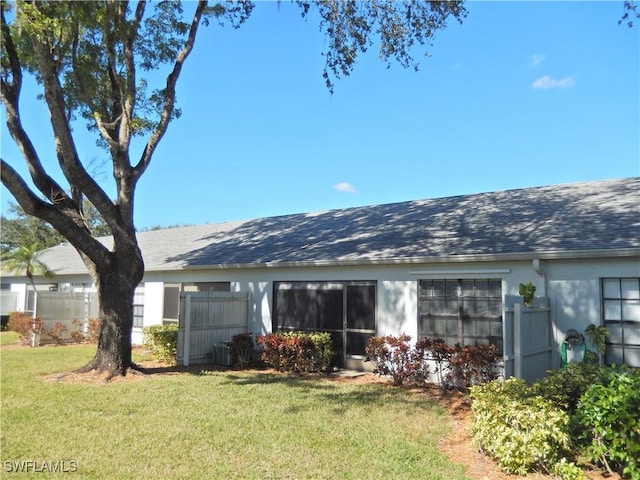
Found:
34,292 -> 99,345
0,292 -> 19,315
504,296 -> 552,383
177,292 -> 250,366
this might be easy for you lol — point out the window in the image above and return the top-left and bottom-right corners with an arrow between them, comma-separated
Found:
602,278 -> 640,368
162,282 -> 230,321
418,279 -> 503,353
133,284 -> 145,328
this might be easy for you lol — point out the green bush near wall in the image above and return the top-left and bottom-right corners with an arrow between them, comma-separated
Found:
470,378 -> 577,476
142,324 -> 178,364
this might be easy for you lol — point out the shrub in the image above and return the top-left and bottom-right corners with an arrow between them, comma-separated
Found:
7,312 -> 41,345
416,337 -> 452,389
575,366 -> 640,478
228,333 -> 254,369
470,378 -> 573,475
295,331 -> 334,372
70,319 -> 86,343
85,318 -> 101,343
256,331 -> 334,373
446,343 -> 500,390
45,321 -> 68,345
531,362 -> 602,413
142,324 -> 179,365
365,334 -> 427,386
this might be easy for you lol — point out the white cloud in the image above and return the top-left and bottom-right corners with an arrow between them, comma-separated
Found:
333,182 -> 357,193
532,75 -> 575,90
528,54 -> 546,68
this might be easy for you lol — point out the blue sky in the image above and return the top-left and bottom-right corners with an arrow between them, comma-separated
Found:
1,1 -> 638,230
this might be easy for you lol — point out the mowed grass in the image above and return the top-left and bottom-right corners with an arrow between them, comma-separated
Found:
1,334 -> 468,479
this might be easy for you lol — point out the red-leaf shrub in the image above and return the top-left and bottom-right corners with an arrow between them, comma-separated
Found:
367,335 -> 501,390
365,334 -> 430,386
7,312 -> 41,345
256,331 -> 333,373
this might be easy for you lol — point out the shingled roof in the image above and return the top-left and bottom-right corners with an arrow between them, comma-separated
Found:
35,177 -> 640,275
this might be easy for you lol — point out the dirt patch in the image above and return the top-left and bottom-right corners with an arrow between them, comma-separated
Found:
38,361 -> 619,480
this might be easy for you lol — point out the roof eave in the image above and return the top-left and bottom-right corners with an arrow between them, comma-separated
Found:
174,247 -> 640,271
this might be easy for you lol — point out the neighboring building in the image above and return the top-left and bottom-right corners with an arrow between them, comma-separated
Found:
2,177 -> 639,370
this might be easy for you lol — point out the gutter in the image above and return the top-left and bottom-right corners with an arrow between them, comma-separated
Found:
174,247 -> 640,272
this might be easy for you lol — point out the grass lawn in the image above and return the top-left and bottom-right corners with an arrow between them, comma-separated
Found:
0,334 -> 469,479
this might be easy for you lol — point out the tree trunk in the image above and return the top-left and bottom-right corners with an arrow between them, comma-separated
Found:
77,247 -> 144,379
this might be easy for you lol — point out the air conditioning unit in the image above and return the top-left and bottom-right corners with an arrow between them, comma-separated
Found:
214,343 -> 232,367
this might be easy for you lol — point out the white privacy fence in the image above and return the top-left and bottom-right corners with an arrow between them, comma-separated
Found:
503,296 -> 553,383
0,291 -> 19,316
34,292 -> 99,345
177,291 -> 251,366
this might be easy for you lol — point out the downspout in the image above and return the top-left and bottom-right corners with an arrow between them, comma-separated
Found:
532,258 -> 546,297
533,258 -> 558,368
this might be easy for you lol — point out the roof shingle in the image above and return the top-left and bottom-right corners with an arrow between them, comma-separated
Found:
35,177 -> 640,275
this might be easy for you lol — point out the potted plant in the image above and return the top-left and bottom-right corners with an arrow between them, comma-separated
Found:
518,282 -> 536,307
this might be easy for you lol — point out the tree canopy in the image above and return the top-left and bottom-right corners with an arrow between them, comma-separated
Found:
0,0 -> 466,377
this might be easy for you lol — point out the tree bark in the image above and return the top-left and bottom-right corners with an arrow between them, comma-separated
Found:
76,244 -> 144,378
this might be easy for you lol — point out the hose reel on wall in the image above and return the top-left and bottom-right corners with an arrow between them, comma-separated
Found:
561,329 -> 586,367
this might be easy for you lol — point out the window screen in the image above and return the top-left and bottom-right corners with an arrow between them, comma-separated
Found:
418,279 -> 503,353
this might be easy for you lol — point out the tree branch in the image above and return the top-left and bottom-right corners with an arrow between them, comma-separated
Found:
1,159 -> 111,268
133,0 -> 207,179
28,9 -> 119,232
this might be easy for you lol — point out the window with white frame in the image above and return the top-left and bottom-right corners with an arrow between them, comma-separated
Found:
602,278 -> 640,368
133,284 -> 145,329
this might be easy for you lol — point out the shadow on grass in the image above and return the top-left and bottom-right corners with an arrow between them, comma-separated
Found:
134,362 -> 444,415
219,369 -> 442,414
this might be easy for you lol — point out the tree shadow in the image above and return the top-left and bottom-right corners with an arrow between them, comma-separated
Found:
164,178 -> 639,268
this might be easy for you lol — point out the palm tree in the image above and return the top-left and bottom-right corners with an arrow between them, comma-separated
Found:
1,244 -> 53,291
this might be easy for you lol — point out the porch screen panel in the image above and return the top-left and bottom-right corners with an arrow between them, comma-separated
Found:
346,284 -> 376,357
603,278 -> 640,368
274,283 -> 343,332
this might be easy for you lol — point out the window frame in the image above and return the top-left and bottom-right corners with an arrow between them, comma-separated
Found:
601,277 -> 640,368
418,278 -> 503,353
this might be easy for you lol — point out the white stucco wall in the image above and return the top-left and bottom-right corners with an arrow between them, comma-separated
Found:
545,257 -> 640,356
10,283 -> 27,312
9,254 -> 639,361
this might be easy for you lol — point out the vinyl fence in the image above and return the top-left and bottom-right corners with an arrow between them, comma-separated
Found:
503,296 -> 553,383
34,291 -> 99,345
177,291 -> 251,366
0,291 -> 19,316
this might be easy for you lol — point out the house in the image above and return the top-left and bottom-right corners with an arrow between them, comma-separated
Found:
3,177 -> 639,372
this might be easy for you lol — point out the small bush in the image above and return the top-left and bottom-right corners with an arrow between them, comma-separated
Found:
45,322 -> 67,345
7,312 -> 41,345
470,378 -> 573,475
228,333 -> 254,369
256,331 -> 333,373
142,324 -> 178,365
70,319 -> 86,343
85,318 -> 101,343
531,362 -> 602,413
365,334 -> 427,386
575,366 -> 640,478
416,337 -> 452,389
446,343 -> 501,390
